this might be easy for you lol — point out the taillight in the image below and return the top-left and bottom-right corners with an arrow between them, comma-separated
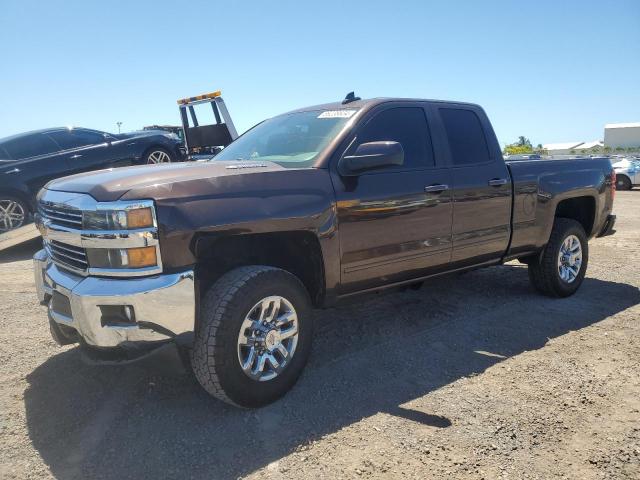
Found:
610,169 -> 616,201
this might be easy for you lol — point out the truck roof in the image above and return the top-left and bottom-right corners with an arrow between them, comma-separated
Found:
284,97 -> 482,115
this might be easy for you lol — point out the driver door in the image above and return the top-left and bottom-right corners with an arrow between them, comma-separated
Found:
330,103 -> 453,294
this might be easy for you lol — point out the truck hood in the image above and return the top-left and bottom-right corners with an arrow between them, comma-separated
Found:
45,161 -> 287,202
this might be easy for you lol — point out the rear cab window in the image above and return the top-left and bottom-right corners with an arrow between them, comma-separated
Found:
439,108 -> 491,165
353,106 -> 435,170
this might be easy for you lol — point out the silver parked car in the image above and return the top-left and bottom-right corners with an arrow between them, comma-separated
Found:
613,157 -> 639,190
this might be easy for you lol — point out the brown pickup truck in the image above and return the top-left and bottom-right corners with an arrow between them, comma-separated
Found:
34,96 -> 616,407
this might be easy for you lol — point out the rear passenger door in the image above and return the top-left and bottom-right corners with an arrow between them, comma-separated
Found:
438,106 -> 512,266
331,103 -> 454,293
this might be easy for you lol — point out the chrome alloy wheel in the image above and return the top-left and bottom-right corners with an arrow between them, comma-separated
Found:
147,150 -> 171,164
237,296 -> 299,382
0,199 -> 26,233
557,234 -> 582,283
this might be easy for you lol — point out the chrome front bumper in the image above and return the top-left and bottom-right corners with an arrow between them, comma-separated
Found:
34,249 -> 195,348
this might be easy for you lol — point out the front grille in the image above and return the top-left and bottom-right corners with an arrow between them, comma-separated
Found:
47,240 -> 88,273
39,201 -> 83,229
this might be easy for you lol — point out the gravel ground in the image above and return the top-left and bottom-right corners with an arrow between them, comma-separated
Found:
0,191 -> 638,480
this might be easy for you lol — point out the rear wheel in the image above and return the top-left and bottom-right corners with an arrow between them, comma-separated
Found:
615,174 -> 632,190
144,148 -> 173,164
528,218 -> 588,297
0,196 -> 29,233
191,266 -> 313,408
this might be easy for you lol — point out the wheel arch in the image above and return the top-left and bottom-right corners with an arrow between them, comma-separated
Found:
0,187 -> 33,213
194,230 -> 326,309
554,195 -> 596,237
139,143 -> 174,164
615,173 -> 632,189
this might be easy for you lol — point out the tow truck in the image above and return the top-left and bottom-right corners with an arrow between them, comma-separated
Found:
177,90 -> 238,158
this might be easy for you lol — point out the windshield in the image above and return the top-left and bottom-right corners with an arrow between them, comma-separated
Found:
212,109 -> 357,168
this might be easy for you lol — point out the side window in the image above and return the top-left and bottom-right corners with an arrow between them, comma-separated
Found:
439,108 -> 491,165
1,134 -> 60,159
48,129 -> 106,150
356,107 -> 434,169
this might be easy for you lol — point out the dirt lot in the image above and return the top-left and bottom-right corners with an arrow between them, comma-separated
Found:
0,192 -> 638,480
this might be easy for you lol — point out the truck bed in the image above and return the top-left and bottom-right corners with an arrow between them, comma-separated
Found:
505,156 -> 614,260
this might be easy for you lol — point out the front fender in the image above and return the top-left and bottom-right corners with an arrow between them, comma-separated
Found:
127,168 -> 341,299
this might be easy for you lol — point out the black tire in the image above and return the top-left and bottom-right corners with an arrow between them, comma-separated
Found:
192,266 -> 313,408
615,174 -> 632,191
528,218 -> 589,298
143,147 -> 173,164
0,194 -> 31,233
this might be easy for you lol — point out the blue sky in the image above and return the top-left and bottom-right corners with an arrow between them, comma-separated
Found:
1,0 -> 638,146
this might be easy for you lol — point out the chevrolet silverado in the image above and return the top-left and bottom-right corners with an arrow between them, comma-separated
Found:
33,96 -> 617,407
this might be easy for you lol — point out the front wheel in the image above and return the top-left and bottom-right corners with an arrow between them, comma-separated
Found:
0,195 -> 30,233
191,266 -> 313,408
144,147 -> 173,164
615,174 -> 632,191
528,218 -> 589,297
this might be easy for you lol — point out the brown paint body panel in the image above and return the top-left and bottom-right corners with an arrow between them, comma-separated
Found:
42,98 -> 616,305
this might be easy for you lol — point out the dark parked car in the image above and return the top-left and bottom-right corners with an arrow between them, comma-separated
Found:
0,127 -> 184,232
143,125 -> 185,142
33,96 -> 616,407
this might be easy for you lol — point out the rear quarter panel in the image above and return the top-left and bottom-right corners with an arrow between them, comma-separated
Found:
506,158 -> 613,256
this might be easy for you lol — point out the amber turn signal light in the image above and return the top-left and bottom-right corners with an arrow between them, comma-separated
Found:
126,208 -> 154,229
126,246 -> 157,268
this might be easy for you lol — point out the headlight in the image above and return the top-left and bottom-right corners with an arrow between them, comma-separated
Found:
87,246 -> 158,269
83,207 -> 154,230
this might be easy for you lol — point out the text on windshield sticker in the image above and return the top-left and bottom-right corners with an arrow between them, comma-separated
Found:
318,110 -> 356,119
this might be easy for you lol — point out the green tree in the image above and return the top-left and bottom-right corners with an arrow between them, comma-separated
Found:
517,136 -> 533,148
503,136 -> 534,155
504,145 -> 533,155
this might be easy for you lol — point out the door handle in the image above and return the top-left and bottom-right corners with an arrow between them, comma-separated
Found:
69,154 -> 83,159
488,178 -> 507,186
424,184 -> 449,193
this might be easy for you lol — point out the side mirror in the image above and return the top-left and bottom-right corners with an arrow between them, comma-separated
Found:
340,141 -> 404,175
103,133 -> 113,143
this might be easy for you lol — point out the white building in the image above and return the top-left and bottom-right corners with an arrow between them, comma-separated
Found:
574,140 -> 604,153
604,122 -> 640,149
543,141 -> 584,155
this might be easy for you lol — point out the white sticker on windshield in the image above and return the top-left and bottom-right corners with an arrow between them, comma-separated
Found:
318,110 -> 356,119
